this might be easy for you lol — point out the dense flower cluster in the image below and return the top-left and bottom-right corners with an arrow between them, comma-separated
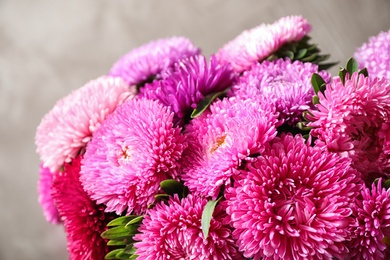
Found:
35,16 -> 390,260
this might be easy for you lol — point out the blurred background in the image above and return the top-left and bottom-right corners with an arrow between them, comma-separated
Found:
0,0 -> 389,259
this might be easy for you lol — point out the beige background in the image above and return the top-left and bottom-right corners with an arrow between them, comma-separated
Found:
1,1 -> 389,259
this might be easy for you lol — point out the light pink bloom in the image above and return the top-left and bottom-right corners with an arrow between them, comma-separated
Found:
80,98 -> 186,215
347,180 -> 390,260
35,76 -> 135,172
181,97 -> 278,198
215,16 -> 311,72
52,157 -> 110,260
307,73 -> 390,178
225,134 -> 362,260
231,58 -> 330,126
134,194 -> 244,260
37,164 -> 60,224
354,29 -> 390,80
109,36 -> 200,86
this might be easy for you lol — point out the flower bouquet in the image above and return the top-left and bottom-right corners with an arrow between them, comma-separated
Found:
35,16 -> 390,260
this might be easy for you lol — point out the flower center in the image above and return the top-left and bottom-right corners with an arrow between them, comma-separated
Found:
209,134 -> 227,154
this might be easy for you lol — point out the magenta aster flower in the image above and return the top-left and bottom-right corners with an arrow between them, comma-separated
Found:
354,29 -> 390,80
37,164 -> 60,224
225,134 -> 362,260
109,36 -> 200,86
347,180 -> 390,260
134,194 -> 243,260
139,54 -> 237,126
181,97 -> 278,198
80,98 -> 186,215
231,58 -> 331,126
215,16 -> 311,72
35,76 -> 136,172
307,73 -> 390,178
52,156 -> 110,260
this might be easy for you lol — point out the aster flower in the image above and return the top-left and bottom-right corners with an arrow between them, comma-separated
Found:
35,76 -> 136,172
109,36 -> 200,87
181,97 -> 278,198
37,164 -> 60,224
139,54 -> 237,126
52,156 -> 110,260
80,98 -> 186,215
231,58 -> 331,126
215,16 -> 311,72
225,134 -> 362,260
347,179 -> 390,260
133,194 -> 243,260
354,29 -> 390,80
307,73 -> 390,178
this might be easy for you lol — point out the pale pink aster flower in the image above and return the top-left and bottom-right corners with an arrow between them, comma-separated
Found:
134,194 -> 244,260
37,164 -> 60,224
225,134 -> 363,259
52,156 -> 110,260
231,58 -> 331,126
307,73 -> 390,178
139,54 -> 237,126
181,97 -> 278,199
109,36 -> 200,86
354,29 -> 390,80
80,98 -> 186,215
347,180 -> 390,260
215,16 -> 311,72
35,76 -> 136,172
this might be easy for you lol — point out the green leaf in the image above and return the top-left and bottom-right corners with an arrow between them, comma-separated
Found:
359,67 -> 368,77
201,197 -> 222,239
339,68 -> 348,85
311,73 -> 326,95
283,50 -> 294,60
191,91 -> 226,118
301,53 -> 318,62
296,122 -> 312,131
101,225 -> 139,240
107,239 -> 131,246
107,215 -> 139,227
123,244 -> 137,254
312,95 -> 320,105
129,255 -> 139,260
384,179 -> 390,190
126,216 -> 143,227
295,48 -> 307,60
346,58 -> 358,74
160,179 -> 185,196
105,249 -> 124,259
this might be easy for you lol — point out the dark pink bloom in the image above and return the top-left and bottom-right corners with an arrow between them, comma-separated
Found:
35,76 -> 135,172
181,97 -> 278,199
215,16 -> 311,72
134,194 -> 243,260
140,54 -> 237,126
347,180 -> 390,260
80,98 -> 186,215
354,29 -> 390,80
307,73 -> 390,178
109,36 -> 200,86
37,164 -> 60,224
225,134 -> 362,259
52,156 -> 110,260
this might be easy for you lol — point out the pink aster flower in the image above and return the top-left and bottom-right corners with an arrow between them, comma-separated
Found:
37,164 -> 60,224
35,76 -> 136,172
181,97 -> 278,198
52,156 -> 110,260
134,194 -> 244,260
139,54 -> 237,126
109,36 -> 200,86
215,16 -> 311,72
231,58 -> 331,126
225,134 -> 363,260
307,73 -> 390,178
80,98 -> 186,215
354,29 -> 390,80
347,179 -> 390,260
